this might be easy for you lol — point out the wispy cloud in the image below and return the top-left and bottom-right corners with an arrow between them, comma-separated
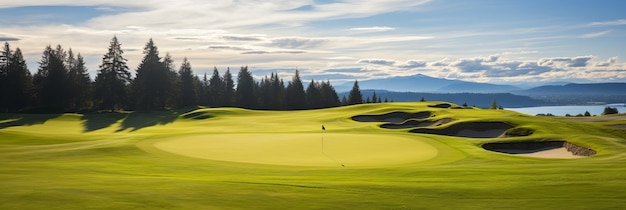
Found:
589,19 -> 626,26
581,30 -> 611,38
347,26 -> 396,32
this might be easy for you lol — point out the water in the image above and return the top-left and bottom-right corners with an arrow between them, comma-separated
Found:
508,104 -> 626,116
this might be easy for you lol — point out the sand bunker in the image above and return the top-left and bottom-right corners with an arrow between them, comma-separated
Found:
482,141 -> 595,158
428,103 -> 452,108
351,111 -> 431,123
381,118 -> 455,129
410,121 -> 514,138
152,133 -> 438,167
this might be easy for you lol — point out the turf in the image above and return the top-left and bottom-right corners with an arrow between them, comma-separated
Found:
1,102 -> 625,209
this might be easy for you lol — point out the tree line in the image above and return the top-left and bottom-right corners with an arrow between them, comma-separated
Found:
0,36 -> 377,113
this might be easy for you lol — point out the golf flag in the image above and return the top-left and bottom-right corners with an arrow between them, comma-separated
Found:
322,125 -> 325,131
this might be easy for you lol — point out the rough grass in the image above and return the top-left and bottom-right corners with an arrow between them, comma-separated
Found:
1,102 -> 625,209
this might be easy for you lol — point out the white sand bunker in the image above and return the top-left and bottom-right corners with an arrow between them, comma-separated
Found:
153,133 -> 439,167
482,141 -> 596,158
352,111 -> 431,123
410,121 -> 514,138
381,118 -> 455,129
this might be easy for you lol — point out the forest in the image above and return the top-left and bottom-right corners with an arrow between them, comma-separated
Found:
0,36 -> 377,113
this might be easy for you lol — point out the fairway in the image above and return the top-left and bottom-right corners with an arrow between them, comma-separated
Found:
153,133 -> 439,167
2,102 -> 626,209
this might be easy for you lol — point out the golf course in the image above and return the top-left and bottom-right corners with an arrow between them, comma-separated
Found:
1,102 -> 626,209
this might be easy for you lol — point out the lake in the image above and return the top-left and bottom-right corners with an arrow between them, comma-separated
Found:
508,104 -> 626,116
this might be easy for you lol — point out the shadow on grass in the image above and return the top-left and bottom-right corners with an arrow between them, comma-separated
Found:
115,108 -> 198,132
81,112 -> 128,132
0,113 -> 62,130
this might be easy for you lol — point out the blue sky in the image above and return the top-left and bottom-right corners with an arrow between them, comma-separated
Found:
1,0 -> 625,85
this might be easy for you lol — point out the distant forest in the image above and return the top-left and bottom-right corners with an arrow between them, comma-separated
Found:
0,36 -> 383,113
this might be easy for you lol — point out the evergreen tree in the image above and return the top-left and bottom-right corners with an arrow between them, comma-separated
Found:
490,99 -> 498,109
270,73 -> 285,109
420,97 -> 425,102
67,49 -> 92,111
366,96 -> 371,103
95,36 -> 131,111
198,72 -> 209,105
207,67 -> 223,107
133,39 -> 177,110
341,95 -> 348,105
178,57 -> 196,108
0,43 -> 32,112
222,68 -> 235,107
284,70 -> 306,110
33,45 -> 69,112
235,66 -> 256,108
319,80 -> 340,108
305,80 -> 322,109
372,92 -> 378,103
602,106 -> 619,115
584,111 -> 591,117
348,80 -> 363,105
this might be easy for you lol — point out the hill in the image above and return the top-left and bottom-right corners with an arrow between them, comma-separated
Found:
335,74 -> 520,93
516,83 -> 626,95
341,90 -> 549,108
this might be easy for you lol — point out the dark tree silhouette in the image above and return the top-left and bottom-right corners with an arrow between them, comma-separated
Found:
285,70 -> 307,110
235,66 -> 256,108
178,57 -> 196,108
95,36 -> 131,111
0,43 -> 32,112
222,68 -> 235,107
319,80 -> 340,108
66,49 -> 92,111
348,80 -> 363,105
207,67 -> 223,107
306,80 -> 322,109
33,45 -> 69,112
133,39 -> 177,110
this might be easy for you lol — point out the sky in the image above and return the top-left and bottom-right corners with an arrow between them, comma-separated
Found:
1,0 -> 625,86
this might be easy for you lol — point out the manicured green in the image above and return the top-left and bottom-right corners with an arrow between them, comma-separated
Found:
1,102 -> 625,209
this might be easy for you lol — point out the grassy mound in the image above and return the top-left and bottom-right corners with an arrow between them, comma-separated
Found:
1,101 -> 625,209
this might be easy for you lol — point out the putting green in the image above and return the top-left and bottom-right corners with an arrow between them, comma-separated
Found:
153,133 -> 439,167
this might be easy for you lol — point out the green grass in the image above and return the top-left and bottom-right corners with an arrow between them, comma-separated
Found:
1,102 -> 625,209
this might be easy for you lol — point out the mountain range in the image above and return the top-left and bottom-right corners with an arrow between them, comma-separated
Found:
335,74 -> 626,106
336,74 -> 626,96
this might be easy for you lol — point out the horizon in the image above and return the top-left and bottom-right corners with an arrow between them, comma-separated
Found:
1,0 -> 625,86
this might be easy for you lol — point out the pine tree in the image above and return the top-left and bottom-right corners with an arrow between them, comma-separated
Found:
235,66 -> 256,108
178,57 -> 196,108
319,80 -> 340,108
372,92 -> 378,103
33,45 -> 69,112
490,99 -> 498,109
285,70 -> 306,110
207,67 -> 223,107
66,49 -> 92,111
341,95 -> 348,105
95,36 -> 131,111
420,97 -> 425,102
348,80 -> 363,105
222,68 -> 235,107
0,43 -> 32,112
305,80 -> 322,109
134,39 -> 179,110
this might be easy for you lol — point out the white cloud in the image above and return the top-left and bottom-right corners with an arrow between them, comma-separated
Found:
357,59 -> 396,66
347,26 -> 396,32
589,19 -> 626,26
581,30 -> 611,38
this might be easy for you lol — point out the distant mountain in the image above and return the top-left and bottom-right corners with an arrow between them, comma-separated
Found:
336,74 -> 520,93
340,90 -> 549,108
516,83 -> 626,95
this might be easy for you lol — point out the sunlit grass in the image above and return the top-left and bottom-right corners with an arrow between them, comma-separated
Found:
1,102 -> 625,209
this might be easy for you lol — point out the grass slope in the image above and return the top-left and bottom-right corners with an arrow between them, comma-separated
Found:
1,102 -> 625,209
